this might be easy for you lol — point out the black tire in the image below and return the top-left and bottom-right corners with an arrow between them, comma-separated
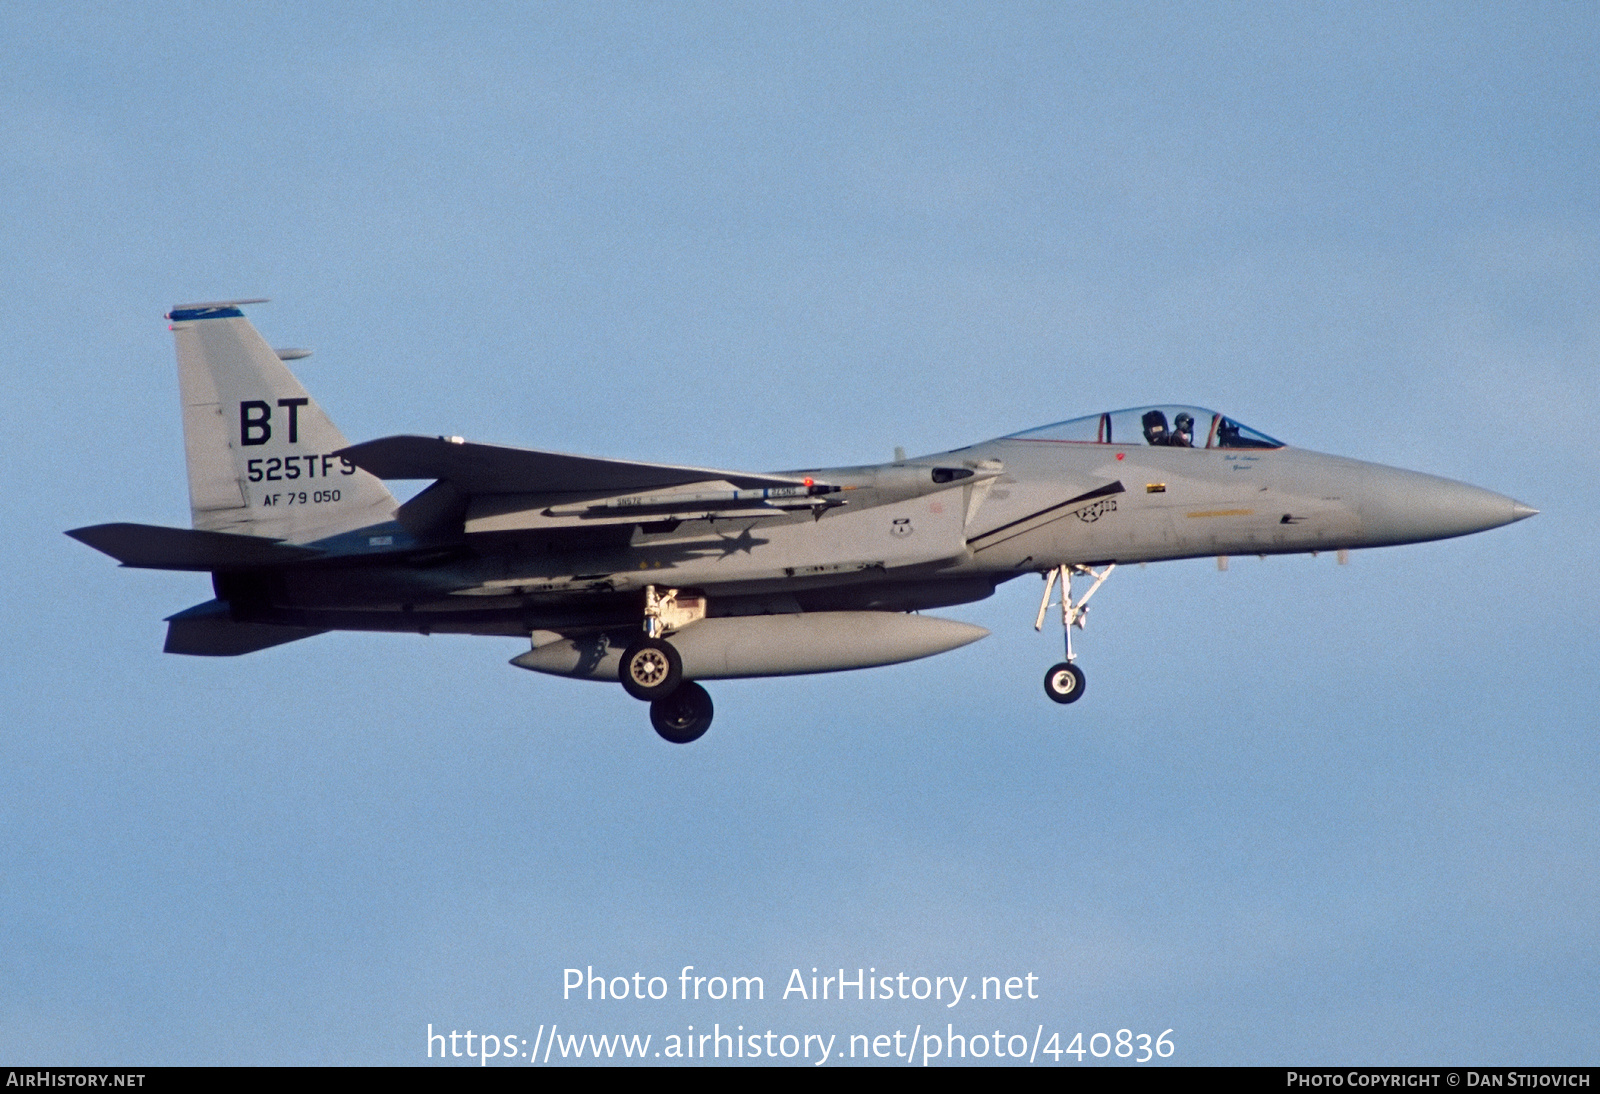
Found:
1043,662 -> 1086,704
619,638 -> 683,700
650,681 -> 714,744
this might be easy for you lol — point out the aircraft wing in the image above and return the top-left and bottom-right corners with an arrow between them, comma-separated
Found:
337,435 -> 808,495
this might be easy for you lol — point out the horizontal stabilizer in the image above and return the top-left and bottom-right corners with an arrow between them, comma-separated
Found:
164,599 -> 324,656
66,523 -> 323,570
338,435 -> 807,495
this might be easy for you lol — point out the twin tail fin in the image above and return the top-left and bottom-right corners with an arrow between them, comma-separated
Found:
168,300 -> 397,544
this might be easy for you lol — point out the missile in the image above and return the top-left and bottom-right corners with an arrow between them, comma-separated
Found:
544,481 -> 842,517
510,611 -> 989,681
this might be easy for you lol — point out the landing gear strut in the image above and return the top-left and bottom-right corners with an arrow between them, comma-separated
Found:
1035,563 -> 1114,707
619,585 -> 715,742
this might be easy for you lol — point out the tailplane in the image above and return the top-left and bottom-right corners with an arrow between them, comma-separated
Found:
168,300 -> 397,543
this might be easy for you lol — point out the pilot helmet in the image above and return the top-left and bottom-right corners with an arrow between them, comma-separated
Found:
1174,413 -> 1194,431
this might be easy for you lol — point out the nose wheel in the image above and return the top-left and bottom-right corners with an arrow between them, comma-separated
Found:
1044,662 -> 1086,704
1035,563 -> 1114,708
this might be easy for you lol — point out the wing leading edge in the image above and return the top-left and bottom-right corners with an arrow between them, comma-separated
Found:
337,435 -> 809,495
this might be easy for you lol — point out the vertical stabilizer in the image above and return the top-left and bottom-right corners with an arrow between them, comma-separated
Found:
168,301 -> 397,543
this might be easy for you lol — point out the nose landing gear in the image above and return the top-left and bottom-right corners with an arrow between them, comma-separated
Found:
1044,661 -> 1086,704
1035,563 -> 1114,707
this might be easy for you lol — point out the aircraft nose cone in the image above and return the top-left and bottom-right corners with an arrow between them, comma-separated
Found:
1356,468 -> 1533,547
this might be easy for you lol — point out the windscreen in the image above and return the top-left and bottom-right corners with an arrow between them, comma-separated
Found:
1004,406 -> 1283,449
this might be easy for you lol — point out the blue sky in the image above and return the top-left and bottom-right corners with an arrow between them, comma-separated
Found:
2,2 -> 1595,1065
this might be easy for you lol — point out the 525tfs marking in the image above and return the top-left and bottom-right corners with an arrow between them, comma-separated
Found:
247,455 -> 357,482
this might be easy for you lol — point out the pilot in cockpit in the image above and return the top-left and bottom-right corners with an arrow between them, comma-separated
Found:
1171,412 -> 1195,447
1141,409 -> 1170,446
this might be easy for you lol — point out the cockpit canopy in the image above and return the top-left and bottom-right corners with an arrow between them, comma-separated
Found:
1005,406 -> 1284,449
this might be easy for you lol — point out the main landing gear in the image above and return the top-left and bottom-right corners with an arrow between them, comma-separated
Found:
620,585 -> 714,743
1035,563 -> 1115,707
619,637 -> 682,700
649,681 -> 714,744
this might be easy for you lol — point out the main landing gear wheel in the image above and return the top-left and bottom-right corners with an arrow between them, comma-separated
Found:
619,637 -> 683,700
650,681 -> 714,744
1044,662 -> 1086,704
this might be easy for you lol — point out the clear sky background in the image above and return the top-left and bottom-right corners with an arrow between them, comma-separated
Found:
2,2 -> 1595,1066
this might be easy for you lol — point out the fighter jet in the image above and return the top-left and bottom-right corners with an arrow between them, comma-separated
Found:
68,301 -> 1537,743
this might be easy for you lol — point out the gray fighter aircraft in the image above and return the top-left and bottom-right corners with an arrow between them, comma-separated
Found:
69,301 -> 1536,742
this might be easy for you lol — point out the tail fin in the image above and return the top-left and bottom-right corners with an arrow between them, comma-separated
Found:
168,300 -> 397,543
